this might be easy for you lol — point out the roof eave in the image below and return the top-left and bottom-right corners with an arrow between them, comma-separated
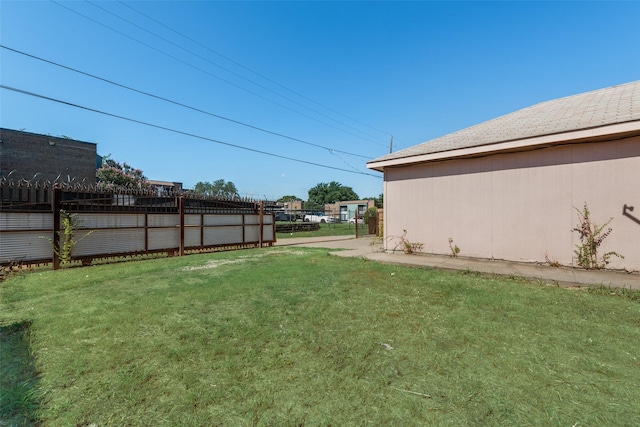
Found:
367,120 -> 640,172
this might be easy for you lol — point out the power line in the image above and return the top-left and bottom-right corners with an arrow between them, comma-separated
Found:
1,84 -> 382,178
116,0 -> 395,143
50,0 -> 388,147
1,45 -> 371,161
87,0 -> 388,146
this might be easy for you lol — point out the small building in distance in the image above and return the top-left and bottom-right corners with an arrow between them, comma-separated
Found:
147,180 -> 183,195
324,199 -> 376,222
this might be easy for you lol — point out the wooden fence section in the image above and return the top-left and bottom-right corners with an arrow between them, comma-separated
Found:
0,181 -> 275,268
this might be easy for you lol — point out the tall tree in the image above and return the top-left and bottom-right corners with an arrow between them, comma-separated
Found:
307,181 -> 359,207
278,195 -> 301,202
96,156 -> 150,190
192,179 -> 239,198
363,193 -> 384,208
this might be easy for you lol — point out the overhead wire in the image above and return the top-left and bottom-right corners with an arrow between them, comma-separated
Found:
0,84 -> 383,178
115,0 -> 396,144
87,0 -> 389,147
1,45 -> 371,161
50,0 -> 388,148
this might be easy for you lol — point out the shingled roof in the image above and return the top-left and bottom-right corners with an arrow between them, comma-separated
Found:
369,80 -> 640,168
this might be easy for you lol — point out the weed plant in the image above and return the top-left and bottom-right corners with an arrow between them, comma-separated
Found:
387,229 -> 423,254
572,203 -> 623,269
1,248 -> 639,426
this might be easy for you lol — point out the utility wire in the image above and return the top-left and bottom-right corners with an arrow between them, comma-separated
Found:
50,0 -> 386,147
1,45 -> 371,161
88,0 -> 388,146
0,84 -> 382,178
117,0 -> 394,142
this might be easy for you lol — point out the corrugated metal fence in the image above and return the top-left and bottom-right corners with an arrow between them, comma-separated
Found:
0,181 -> 275,268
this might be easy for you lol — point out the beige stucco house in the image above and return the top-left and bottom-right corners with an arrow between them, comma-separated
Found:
368,81 -> 640,272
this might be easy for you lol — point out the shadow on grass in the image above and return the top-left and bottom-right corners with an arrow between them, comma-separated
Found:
0,320 -> 41,426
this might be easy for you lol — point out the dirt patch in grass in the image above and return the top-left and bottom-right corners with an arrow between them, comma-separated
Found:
180,248 -> 308,271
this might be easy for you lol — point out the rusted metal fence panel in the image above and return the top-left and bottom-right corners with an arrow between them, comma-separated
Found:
73,228 -> 147,257
148,228 -> 180,251
203,214 -> 244,226
184,227 -> 201,247
0,181 -> 276,267
184,215 -> 201,226
245,225 -> 261,243
80,213 -> 146,228
204,226 -> 244,246
147,214 -> 179,228
262,215 -> 275,242
0,212 -> 53,230
0,212 -> 53,264
0,230 -> 53,264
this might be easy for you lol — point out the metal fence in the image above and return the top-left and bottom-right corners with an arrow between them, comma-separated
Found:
0,180 -> 275,268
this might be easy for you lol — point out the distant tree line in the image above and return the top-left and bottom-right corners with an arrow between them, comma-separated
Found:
191,180 -> 239,199
96,155 -> 381,206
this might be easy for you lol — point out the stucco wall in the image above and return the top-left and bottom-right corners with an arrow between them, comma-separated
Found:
383,136 -> 640,271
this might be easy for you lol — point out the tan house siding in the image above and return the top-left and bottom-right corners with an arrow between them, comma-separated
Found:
383,137 -> 640,271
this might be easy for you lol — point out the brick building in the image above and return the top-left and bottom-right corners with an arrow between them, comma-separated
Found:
0,128 -> 98,183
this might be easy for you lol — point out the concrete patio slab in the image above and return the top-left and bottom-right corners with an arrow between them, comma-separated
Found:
275,235 -> 640,289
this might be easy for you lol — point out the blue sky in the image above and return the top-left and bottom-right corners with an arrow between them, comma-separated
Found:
1,1 -> 639,200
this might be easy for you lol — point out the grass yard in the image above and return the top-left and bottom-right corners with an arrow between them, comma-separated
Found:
1,247 -> 639,426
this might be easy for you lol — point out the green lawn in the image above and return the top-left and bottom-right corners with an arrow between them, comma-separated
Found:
1,248 -> 639,426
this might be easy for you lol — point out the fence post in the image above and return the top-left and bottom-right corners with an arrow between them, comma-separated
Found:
52,187 -> 62,270
355,215 -> 359,239
259,202 -> 264,248
144,213 -> 149,253
179,196 -> 185,256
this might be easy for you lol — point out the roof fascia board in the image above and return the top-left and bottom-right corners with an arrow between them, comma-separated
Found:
367,120 -> 640,171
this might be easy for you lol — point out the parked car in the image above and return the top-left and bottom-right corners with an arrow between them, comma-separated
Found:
348,216 -> 364,224
275,212 -> 296,222
303,212 -> 334,223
